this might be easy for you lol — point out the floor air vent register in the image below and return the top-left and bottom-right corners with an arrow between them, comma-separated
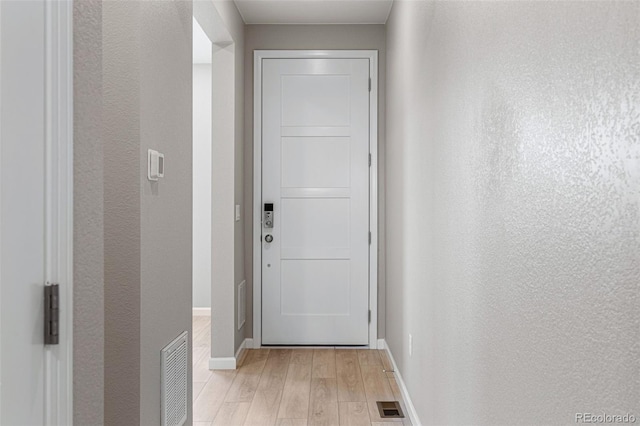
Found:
377,401 -> 405,418
161,331 -> 189,426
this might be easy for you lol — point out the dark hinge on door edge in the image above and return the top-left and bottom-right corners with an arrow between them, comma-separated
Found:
368,78 -> 371,92
369,153 -> 372,167
369,232 -> 372,245
368,310 -> 371,323
44,283 -> 59,345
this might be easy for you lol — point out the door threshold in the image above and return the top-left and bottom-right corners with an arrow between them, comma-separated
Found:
259,344 -> 369,349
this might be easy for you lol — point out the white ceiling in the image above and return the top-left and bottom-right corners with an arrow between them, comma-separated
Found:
233,0 -> 394,24
193,17 -> 212,64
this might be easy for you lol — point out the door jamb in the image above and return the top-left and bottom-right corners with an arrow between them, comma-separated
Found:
252,50 -> 379,349
44,0 -> 73,423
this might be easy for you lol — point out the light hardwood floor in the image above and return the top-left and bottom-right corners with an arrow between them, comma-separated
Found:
192,315 -> 412,426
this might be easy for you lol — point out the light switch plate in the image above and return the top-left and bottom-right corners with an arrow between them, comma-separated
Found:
235,204 -> 241,222
148,149 -> 165,181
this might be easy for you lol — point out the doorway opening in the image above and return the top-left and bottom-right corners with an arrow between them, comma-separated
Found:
192,14 -> 213,398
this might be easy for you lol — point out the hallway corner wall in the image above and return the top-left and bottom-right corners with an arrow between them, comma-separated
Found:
385,1 -> 640,424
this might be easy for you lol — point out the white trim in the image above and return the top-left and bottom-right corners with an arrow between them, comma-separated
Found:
255,345 -> 368,350
368,51 -> 379,350
209,338 -> 254,370
382,340 -> 421,426
44,1 -> 73,425
377,338 -> 385,350
252,50 -> 379,349
209,357 -> 236,370
192,307 -> 211,316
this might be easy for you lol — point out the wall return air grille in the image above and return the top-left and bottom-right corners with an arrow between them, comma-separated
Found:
161,331 -> 189,426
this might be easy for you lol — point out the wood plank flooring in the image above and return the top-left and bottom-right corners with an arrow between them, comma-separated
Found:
193,315 -> 412,426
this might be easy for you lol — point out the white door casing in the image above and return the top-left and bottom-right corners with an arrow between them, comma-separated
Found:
253,51 -> 378,347
0,1 -> 73,424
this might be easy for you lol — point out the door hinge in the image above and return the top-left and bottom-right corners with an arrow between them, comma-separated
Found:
368,310 -> 371,323
44,283 -> 59,345
368,78 -> 372,92
369,153 -> 372,167
369,231 -> 372,245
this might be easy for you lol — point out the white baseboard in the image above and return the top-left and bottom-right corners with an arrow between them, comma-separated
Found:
377,338 -> 385,349
381,339 -> 421,426
235,338 -> 253,360
210,338 -> 253,371
192,307 -> 211,316
209,357 -> 236,370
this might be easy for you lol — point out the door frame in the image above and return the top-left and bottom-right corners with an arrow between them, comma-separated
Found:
252,50 -> 379,349
44,0 -> 74,423
0,0 -> 73,422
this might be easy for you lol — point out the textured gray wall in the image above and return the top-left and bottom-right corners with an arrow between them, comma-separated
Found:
73,1 -> 104,424
385,1 -> 640,424
243,24 -> 387,340
139,1 -> 193,423
103,1 -> 142,423
79,1 -> 193,423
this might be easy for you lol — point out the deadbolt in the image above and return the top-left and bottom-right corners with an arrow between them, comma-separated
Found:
264,203 -> 274,228
264,234 -> 274,243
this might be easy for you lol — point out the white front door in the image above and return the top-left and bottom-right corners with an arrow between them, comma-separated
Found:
261,58 -> 371,345
1,1 -> 47,423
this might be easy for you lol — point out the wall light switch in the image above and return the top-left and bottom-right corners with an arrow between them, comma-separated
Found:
148,149 -> 165,181
235,204 -> 241,222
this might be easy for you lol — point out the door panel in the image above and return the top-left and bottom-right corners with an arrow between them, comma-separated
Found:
281,137 -> 350,188
280,260 -> 350,316
281,198 -> 350,251
0,1 -> 46,424
261,58 -> 370,345
281,75 -> 350,126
